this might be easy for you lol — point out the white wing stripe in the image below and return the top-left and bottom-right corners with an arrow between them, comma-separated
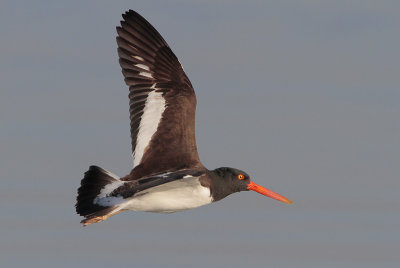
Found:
133,84 -> 166,166
135,64 -> 150,71
138,71 -> 153,78
133,56 -> 144,61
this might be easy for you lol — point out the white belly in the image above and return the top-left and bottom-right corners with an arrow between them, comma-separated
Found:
121,177 -> 213,213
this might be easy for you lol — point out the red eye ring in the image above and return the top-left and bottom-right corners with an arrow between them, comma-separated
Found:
238,174 -> 245,180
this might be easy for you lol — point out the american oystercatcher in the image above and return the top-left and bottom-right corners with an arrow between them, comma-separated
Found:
75,10 -> 292,226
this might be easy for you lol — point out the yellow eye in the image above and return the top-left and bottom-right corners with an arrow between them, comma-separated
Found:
238,174 -> 245,180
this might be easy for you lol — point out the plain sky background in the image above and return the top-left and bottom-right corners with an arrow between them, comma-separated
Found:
1,1 -> 399,267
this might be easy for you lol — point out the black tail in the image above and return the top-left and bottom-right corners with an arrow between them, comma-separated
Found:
75,166 -> 120,217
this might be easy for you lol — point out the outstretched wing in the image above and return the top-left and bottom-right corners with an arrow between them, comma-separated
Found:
117,10 -> 203,180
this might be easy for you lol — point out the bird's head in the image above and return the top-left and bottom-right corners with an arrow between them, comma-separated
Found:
211,167 -> 293,204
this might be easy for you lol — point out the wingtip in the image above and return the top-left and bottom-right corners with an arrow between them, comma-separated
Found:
122,9 -> 141,20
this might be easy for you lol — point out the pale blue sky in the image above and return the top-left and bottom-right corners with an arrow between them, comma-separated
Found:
1,1 -> 399,267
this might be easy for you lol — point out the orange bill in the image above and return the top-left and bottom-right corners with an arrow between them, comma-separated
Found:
247,181 -> 293,204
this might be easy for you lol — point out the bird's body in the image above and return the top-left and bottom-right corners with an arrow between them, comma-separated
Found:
116,174 -> 212,213
75,10 -> 292,226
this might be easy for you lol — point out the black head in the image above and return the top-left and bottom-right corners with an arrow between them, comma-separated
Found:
210,167 -> 250,201
210,167 -> 293,204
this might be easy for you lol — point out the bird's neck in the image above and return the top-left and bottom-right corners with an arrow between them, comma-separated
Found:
208,171 -> 234,202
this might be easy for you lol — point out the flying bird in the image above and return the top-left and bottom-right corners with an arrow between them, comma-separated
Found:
75,10 -> 292,226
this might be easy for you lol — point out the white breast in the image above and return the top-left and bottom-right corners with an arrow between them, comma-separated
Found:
121,176 -> 213,213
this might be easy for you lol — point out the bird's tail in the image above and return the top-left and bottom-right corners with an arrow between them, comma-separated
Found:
75,166 -> 125,226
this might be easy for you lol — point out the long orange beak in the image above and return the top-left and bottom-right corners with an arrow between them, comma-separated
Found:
247,181 -> 293,204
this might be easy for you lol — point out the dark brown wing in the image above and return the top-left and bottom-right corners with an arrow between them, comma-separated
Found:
117,10 -> 203,180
